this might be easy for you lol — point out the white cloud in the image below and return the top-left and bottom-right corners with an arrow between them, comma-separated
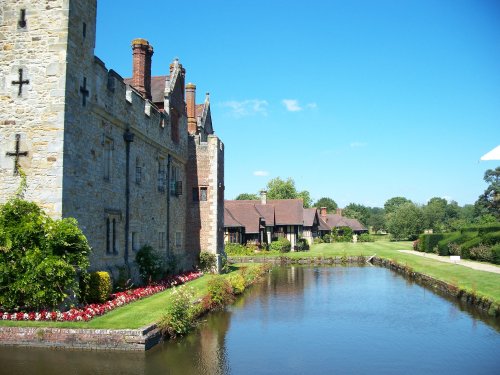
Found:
306,102 -> 318,109
253,170 -> 269,177
349,141 -> 367,148
220,99 -> 268,118
282,99 -> 302,112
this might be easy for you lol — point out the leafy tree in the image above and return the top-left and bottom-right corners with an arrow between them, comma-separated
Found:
0,198 -> 91,310
423,197 -> 447,232
386,202 -> 425,241
366,207 -> 386,232
266,177 -> 312,208
297,190 -> 312,208
476,167 -> 500,219
235,193 -> 259,200
266,177 -> 298,200
343,203 -> 370,225
384,196 -> 412,215
313,197 -> 338,212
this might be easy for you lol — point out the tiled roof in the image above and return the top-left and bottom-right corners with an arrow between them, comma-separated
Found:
303,208 -> 318,227
318,212 -> 367,232
224,207 -> 244,228
123,75 -> 169,104
224,199 -> 305,232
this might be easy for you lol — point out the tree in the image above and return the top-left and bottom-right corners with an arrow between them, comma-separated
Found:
476,167 -> 500,219
297,190 -> 312,208
266,177 -> 312,208
235,193 -> 259,200
423,197 -> 447,232
366,207 -> 386,232
386,202 -> 425,241
314,197 -> 338,212
266,177 -> 298,200
343,203 -> 370,225
384,196 -> 412,215
0,198 -> 91,310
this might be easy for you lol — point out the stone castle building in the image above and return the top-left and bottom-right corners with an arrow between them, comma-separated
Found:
0,1 -> 224,276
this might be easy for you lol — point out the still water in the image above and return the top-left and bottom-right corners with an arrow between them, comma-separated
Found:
1,266 -> 499,374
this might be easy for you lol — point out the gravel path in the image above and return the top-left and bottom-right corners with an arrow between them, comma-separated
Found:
398,250 -> 500,274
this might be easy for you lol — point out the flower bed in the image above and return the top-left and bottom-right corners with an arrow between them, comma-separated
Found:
0,271 -> 203,322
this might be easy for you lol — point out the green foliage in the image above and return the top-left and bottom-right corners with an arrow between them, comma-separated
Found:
418,233 -> 448,254
228,272 -> 246,294
296,238 -> 310,251
82,271 -> 112,303
491,245 -> 500,264
343,203 -> 370,226
469,244 -> 493,263
297,190 -> 312,208
358,233 -> 374,242
224,243 -> 254,256
199,251 -> 216,273
266,177 -> 311,208
0,198 -> 90,310
314,197 -> 338,212
135,244 -> 163,284
313,237 -> 324,244
269,237 -> 291,253
475,167 -> 500,219
235,193 -> 259,200
483,231 -> 500,245
205,276 -> 234,309
386,202 -> 425,241
384,196 -> 413,215
158,285 -> 196,337
331,226 -> 353,242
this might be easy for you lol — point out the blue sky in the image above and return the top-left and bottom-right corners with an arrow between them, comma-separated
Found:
95,0 -> 500,208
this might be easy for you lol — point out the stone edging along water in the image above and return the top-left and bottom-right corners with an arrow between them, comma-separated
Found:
228,255 -> 500,317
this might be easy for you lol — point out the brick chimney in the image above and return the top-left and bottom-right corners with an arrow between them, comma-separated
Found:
186,83 -> 197,134
260,190 -> 267,205
320,207 -> 327,217
336,208 -> 343,216
131,38 -> 153,100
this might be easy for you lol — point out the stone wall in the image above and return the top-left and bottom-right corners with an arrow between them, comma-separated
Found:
0,324 -> 161,351
0,0 -> 71,215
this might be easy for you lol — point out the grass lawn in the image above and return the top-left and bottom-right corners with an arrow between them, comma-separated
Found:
235,241 -> 500,304
0,265 -> 256,330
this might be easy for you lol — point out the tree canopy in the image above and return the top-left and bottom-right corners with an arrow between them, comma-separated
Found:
386,202 -> 425,240
476,166 -> 500,219
235,193 -> 259,200
313,197 -> 338,212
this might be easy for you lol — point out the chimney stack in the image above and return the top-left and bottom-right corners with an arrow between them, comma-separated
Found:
131,38 -> 153,100
186,83 -> 197,134
320,207 -> 327,217
260,190 -> 267,205
336,208 -> 343,216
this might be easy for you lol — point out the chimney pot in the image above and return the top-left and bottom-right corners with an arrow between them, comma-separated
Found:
320,207 -> 327,217
336,208 -> 343,216
260,190 -> 267,205
186,83 -> 197,134
131,38 -> 153,100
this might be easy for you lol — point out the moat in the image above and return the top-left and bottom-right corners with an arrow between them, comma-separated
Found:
1,266 -> 499,374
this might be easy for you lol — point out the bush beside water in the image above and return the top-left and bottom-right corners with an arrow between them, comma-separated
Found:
417,223 -> 500,264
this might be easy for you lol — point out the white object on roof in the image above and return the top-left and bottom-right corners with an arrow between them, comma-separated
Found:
480,145 -> 500,161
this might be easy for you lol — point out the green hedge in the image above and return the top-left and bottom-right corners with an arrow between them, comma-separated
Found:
269,237 -> 291,253
83,271 -> 112,303
437,232 -> 461,256
483,231 -> 500,245
418,233 -> 448,253
491,244 -> 500,265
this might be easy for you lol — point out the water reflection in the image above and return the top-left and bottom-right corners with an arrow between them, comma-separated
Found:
1,266 -> 499,375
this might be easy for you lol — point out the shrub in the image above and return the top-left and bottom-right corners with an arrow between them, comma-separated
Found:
469,244 -> 493,262
359,233 -> 374,243
135,244 -> 163,284
413,239 -> 420,251
482,231 -> 500,246
313,237 -> 324,244
418,233 -> 447,253
437,232 -> 461,256
0,198 -> 90,310
269,237 -> 291,253
225,243 -> 253,256
158,285 -> 196,337
228,272 -> 246,295
205,276 -> 234,309
491,244 -> 500,265
199,251 -> 216,273
82,271 -> 112,303
296,238 -> 310,251
322,234 -> 332,243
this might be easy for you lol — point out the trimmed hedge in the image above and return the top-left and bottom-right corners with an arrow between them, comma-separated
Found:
492,244 -> 500,264
83,271 -> 112,304
418,233 -> 448,253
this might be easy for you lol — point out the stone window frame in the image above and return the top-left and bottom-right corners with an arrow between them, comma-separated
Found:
131,231 -> 139,252
192,186 -> 208,202
157,157 -> 166,192
135,156 -> 142,185
103,136 -> 114,182
175,231 -> 182,248
158,231 -> 166,249
105,210 -> 121,255
170,164 -> 181,197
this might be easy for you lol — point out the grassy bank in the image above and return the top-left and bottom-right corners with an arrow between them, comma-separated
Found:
232,241 -> 500,304
0,264 -> 263,330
